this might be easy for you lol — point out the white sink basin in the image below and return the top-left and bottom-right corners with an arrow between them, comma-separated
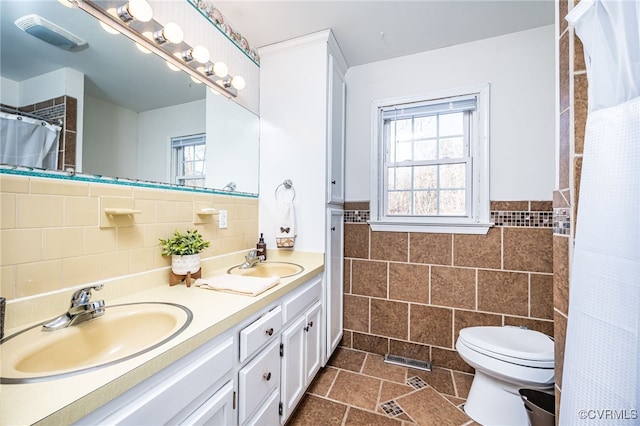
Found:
227,261 -> 304,278
0,302 -> 192,383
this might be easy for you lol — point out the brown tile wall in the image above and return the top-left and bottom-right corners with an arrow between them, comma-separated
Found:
554,0 -> 586,419
341,201 -> 554,376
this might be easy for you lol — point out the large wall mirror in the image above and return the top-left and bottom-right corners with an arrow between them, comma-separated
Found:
0,0 -> 259,195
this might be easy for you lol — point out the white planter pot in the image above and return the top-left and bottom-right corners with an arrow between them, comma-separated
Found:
171,254 -> 201,275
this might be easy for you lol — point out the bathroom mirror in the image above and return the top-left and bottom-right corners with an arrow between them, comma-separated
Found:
0,0 -> 259,195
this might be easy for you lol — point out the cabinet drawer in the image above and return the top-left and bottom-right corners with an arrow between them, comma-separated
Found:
238,340 -> 281,423
282,275 -> 321,323
239,306 -> 282,362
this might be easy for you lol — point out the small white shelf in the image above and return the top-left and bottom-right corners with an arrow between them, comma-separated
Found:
197,208 -> 219,215
104,208 -> 142,215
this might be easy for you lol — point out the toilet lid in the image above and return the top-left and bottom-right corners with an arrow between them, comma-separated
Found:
458,326 -> 554,366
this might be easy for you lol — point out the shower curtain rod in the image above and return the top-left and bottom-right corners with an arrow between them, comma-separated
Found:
0,106 -> 62,126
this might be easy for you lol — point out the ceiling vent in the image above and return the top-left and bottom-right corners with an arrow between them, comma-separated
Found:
15,14 -> 88,51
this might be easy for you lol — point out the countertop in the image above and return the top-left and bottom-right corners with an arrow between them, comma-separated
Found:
0,250 -> 324,426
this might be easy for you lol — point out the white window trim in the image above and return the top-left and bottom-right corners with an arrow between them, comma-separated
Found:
369,84 -> 493,235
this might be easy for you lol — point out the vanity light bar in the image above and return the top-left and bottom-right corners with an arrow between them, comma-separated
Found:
75,0 -> 240,98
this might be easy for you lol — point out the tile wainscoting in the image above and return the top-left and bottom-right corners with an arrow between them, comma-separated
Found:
340,201 -> 554,376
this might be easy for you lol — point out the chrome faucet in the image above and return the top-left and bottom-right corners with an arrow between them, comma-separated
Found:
42,284 -> 106,331
240,249 -> 264,269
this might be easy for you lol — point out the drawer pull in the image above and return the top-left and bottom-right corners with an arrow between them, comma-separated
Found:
308,321 -> 313,328
265,328 -> 274,336
263,372 -> 272,381
304,326 -> 309,332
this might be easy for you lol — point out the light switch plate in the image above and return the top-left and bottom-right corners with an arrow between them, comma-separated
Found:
218,210 -> 228,228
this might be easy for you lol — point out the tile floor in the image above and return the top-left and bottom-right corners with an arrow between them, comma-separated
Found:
287,347 -> 479,426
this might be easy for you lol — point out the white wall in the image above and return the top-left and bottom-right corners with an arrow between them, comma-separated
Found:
0,77 -> 19,106
83,95 -> 137,178
206,91 -> 259,193
345,25 -> 556,201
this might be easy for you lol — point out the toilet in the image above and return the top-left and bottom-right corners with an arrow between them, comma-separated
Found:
456,326 -> 554,425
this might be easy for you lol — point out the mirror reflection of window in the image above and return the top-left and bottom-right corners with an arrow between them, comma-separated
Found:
171,133 -> 206,187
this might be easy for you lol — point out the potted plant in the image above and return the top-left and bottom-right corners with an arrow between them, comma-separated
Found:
159,229 -> 210,275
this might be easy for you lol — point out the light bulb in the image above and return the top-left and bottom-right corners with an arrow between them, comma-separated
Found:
136,43 -> 151,54
231,75 -> 246,90
118,0 -> 152,23
191,45 -> 210,64
213,62 -> 228,78
190,76 -> 202,84
163,23 -> 183,44
127,0 -> 152,22
166,62 -> 180,72
154,23 -> 183,44
99,21 -> 120,35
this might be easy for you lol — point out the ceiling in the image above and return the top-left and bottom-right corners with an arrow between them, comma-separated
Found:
213,0 -> 555,67
0,1 -> 554,113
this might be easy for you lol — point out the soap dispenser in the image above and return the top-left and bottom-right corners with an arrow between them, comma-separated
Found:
256,233 -> 266,261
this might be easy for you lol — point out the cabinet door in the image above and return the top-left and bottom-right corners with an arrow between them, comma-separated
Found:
325,208 -> 344,360
280,315 -> 306,421
327,52 -> 346,204
180,381 -> 234,426
243,389 -> 279,426
305,301 -> 322,385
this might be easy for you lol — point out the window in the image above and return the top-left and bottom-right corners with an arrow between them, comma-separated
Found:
370,85 -> 491,234
171,133 -> 206,187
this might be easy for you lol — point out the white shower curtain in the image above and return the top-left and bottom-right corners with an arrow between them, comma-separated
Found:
0,112 -> 61,169
561,0 -> 640,424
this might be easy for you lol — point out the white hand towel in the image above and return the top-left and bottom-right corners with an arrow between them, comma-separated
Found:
276,200 -> 296,248
194,275 -> 280,297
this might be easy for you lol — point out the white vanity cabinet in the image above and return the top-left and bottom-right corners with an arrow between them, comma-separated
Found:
77,273 -> 324,426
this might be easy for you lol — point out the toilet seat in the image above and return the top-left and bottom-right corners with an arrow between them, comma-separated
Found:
458,326 -> 554,369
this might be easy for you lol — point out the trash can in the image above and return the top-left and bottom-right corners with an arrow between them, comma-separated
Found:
519,389 -> 555,426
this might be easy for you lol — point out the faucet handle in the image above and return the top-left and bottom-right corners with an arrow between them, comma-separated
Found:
70,284 -> 104,306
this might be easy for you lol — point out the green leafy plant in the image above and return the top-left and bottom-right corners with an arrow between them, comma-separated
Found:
159,229 -> 210,256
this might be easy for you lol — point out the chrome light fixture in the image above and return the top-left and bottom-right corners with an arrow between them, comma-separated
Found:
117,0 -> 152,23
181,45 -> 209,64
76,0 -> 243,97
204,62 -> 228,78
153,22 -> 183,45
222,76 -> 246,90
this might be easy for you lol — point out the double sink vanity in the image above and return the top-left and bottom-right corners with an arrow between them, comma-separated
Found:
0,250 -> 324,425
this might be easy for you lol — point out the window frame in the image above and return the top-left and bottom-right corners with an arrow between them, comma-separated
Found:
171,133 -> 207,187
369,84 -> 492,234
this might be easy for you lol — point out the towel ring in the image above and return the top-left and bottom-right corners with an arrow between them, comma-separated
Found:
275,179 -> 296,201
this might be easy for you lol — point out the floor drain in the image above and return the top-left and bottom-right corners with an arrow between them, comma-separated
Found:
384,354 -> 432,371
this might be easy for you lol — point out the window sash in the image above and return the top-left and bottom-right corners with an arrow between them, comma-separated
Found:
381,108 -> 473,218
171,133 -> 206,186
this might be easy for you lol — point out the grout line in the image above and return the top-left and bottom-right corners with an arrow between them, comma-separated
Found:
340,405 -> 350,426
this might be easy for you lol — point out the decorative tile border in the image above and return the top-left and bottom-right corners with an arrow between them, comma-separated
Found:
344,209 -> 553,227
490,211 -> 553,228
553,207 -> 571,235
187,0 -> 260,65
344,210 -> 370,223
